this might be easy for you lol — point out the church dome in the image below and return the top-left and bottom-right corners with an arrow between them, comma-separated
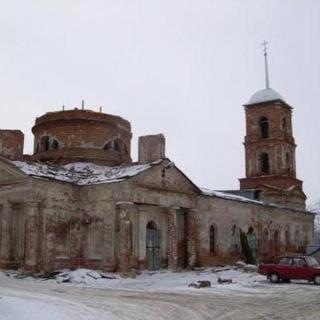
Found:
246,88 -> 286,106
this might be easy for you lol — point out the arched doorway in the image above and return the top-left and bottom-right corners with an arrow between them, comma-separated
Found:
146,221 -> 160,270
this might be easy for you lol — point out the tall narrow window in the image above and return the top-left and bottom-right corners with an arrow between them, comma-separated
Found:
35,143 -> 40,153
260,153 -> 270,174
263,228 -> 269,255
259,116 -> 269,138
282,118 -> 287,132
103,141 -> 112,150
285,152 -> 290,170
114,139 -> 121,152
41,136 -> 50,151
209,224 -> 216,255
274,230 -> 280,255
52,139 -> 59,150
295,227 -> 301,251
285,230 -> 290,252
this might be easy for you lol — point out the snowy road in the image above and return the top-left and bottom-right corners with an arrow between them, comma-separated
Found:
0,269 -> 319,320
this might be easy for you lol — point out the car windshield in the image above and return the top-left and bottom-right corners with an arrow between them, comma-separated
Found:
305,256 -> 320,267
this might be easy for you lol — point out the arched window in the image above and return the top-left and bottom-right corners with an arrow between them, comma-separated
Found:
274,230 -> 280,256
51,139 -> 59,150
285,230 -> 290,252
282,118 -> 287,132
260,152 -> 270,174
295,227 -> 301,251
103,141 -> 112,150
285,152 -> 290,169
262,228 -> 269,255
41,136 -> 50,151
128,220 -> 133,255
259,116 -> 269,138
114,139 -> 121,152
209,224 -> 217,256
230,224 -> 239,255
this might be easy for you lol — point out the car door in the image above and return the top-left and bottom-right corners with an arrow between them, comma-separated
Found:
277,257 -> 293,279
290,258 -> 309,280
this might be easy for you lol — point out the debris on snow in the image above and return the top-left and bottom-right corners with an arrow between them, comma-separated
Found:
55,269 -> 120,284
235,261 -> 258,273
1,266 -> 268,294
217,277 -> 233,284
189,280 -> 211,288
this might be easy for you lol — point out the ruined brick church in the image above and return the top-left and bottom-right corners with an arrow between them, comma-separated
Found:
0,54 -> 314,272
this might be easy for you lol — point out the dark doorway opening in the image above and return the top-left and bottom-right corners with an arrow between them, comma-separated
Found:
146,221 -> 160,271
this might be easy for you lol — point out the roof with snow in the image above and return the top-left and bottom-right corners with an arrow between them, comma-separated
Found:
12,160 -> 162,185
245,88 -> 287,106
6,159 -> 311,214
200,187 -> 312,214
201,188 -> 262,204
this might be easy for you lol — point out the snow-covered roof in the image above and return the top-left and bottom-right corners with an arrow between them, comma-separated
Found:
12,160 -> 162,186
200,187 -> 312,214
7,159 -> 311,214
201,188 -> 261,204
245,88 -> 286,106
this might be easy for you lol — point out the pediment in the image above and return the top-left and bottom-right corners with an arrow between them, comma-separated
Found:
0,157 -> 28,185
130,159 -> 200,195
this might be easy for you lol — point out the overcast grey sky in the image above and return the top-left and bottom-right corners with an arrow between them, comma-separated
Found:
0,0 -> 319,206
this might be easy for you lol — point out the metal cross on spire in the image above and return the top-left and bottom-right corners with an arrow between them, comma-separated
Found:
262,40 -> 270,89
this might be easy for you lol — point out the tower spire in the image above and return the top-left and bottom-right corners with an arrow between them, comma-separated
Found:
262,40 -> 270,89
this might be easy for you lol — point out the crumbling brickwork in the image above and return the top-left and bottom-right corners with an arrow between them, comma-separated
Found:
240,100 -> 306,209
32,109 -> 132,165
0,157 -> 314,273
0,130 -> 24,161
0,104 -> 314,273
138,134 -> 165,163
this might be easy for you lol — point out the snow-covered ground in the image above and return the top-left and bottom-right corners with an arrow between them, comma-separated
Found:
0,266 -> 319,320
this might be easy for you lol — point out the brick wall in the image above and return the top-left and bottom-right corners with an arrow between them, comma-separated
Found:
32,109 -> 132,165
0,130 -> 24,161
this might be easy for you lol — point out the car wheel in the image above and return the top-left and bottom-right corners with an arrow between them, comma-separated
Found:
282,278 -> 290,283
314,275 -> 320,285
270,273 -> 279,283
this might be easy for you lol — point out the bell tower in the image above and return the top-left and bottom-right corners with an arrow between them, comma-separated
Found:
239,42 -> 306,209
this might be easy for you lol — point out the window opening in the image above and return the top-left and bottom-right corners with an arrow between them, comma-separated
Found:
103,142 -> 112,150
263,228 -> 269,255
41,136 -> 50,151
260,153 -> 270,174
52,139 -> 59,150
114,139 -> 121,152
259,116 -> 269,138
209,224 -> 216,256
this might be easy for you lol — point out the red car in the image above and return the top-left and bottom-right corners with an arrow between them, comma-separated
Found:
258,255 -> 320,285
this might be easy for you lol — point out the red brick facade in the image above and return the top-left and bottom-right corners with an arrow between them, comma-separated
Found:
240,100 -> 306,209
31,109 -> 132,165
